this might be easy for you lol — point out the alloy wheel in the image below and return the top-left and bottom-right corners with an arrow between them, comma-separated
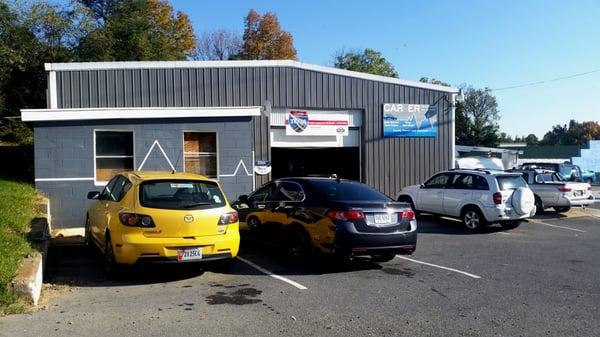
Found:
464,211 -> 480,229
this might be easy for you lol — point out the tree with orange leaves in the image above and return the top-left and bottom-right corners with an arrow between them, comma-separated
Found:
237,9 -> 296,60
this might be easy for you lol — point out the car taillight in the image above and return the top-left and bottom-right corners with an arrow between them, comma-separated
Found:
119,213 -> 155,228
493,192 -> 503,205
587,186 -> 592,192
326,210 -> 365,221
558,187 -> 572,193
218,212 -> 239,225
401,209 -> 415,221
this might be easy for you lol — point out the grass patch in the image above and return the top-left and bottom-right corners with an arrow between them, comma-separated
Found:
0,179 -> 37,314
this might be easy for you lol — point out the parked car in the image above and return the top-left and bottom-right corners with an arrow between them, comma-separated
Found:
508,168 -> 594,213
86,171 -> 240,276
397,169 -> 536,231
520,162 -> 595,183
232,177 -> 417,263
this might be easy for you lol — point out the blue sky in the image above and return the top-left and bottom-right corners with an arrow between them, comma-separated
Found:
170,0 -> 600,138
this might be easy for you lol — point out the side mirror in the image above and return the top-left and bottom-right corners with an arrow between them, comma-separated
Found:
87,191 -> 100,200
238,194 -> 249,203
420,184 -> 425,188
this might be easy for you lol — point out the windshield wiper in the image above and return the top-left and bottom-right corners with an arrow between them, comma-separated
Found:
183,202 -> 212,208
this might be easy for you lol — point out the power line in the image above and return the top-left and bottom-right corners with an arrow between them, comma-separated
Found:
491,68 -> 600,91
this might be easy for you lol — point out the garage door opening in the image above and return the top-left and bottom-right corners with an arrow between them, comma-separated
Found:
271,147 -> 360,181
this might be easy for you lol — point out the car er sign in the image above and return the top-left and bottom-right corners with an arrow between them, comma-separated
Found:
383,103 -> 438,137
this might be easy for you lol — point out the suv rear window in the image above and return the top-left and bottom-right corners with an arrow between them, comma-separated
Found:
496,175 -> 527,190
140,180 -> 226,210
310,180 -> 391,201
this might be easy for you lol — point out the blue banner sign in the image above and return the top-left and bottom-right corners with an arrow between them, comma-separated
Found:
382,103 -> 438,137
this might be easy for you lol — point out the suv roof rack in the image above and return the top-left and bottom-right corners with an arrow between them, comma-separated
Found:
448,168 -> 492,174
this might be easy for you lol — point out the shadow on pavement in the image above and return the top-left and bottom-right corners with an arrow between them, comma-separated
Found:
45,242 -> 208,287
416,215 -> 509,235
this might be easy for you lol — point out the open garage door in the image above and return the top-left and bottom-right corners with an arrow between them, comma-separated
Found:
271,147 -> 360,180
270,108 -> 362,181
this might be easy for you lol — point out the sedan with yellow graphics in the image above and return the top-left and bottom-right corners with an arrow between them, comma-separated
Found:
85,171 -> 240,276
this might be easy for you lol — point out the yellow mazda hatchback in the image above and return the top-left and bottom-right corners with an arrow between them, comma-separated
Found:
85,171 -> 240,276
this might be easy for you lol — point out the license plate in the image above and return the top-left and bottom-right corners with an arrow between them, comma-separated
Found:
575,190 -> 584,196
177,247 -> 202,262
374,214 -> 392,224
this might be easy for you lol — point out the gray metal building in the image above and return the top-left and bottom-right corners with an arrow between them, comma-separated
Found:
21,60 -> 458,231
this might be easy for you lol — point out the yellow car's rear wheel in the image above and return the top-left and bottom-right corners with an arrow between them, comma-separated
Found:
104,234 -> 121,279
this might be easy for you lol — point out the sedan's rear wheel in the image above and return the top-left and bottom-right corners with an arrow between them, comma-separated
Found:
462,208 -> 486,231
285,229 -> 310,265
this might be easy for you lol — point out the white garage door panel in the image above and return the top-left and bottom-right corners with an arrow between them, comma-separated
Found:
271,128 -> 360,148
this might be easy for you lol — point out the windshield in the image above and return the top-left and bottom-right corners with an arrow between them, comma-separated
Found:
140,180 -> 226,210
496,175 -> 527,190
310,180 -> 391,201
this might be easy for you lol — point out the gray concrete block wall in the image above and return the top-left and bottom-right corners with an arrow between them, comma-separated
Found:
34,117 -> 254,229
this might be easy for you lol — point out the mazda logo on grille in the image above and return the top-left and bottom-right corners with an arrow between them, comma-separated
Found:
184,215 -> 194,223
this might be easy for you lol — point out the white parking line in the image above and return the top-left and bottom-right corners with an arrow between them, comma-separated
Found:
237,256 -> 308,290
528,220 -> 586,233
395,256 -> 482,279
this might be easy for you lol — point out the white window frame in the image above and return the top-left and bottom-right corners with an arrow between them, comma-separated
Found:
182,131 -> 219,179
93,129 -> 135,186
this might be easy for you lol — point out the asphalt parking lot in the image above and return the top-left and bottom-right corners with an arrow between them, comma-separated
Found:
1,209 -> 599,337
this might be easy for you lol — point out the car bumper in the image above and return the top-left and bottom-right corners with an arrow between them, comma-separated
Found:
113,232 -> 240,265
557,195 -> 595,207
484,205 -> 536,222
334,221 -> 417,256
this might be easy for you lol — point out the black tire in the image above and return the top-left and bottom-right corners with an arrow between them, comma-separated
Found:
534,196 -> 544,215
501,220 -> 522,229
554,206 -> 571,213
247,216 -> 261,231
461,207 -> 487,231
284,229 -> 311,265
104,234 -> 121,279
371,253 -> 396,263
84,216 -> 92,246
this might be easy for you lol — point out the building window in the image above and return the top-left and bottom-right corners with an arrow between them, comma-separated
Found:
184,132 -> 217,178
95,131 -> 134,184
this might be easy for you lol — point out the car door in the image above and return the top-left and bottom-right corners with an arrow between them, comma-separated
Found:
417,173 -> 453,214
88,176 -> 119,247
99,176 -> 129,247
444,174 -> 476,217
271,181 -> 306,226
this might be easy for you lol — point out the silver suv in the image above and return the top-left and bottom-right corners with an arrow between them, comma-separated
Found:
397,169 -> 537,230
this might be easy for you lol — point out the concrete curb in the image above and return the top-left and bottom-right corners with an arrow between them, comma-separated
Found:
9,197 -> 51,307
10,253 -> 43,306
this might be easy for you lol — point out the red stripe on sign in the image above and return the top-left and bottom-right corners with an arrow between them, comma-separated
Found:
285,120 -> 348,125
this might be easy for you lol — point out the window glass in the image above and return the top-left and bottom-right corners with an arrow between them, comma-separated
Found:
95,131 -> 134,183
473,175 -> 489,190
249,184 -> 274,202
140,180 -> 226,210
184,132 -> 218,178
100,176 -> 119,200
275,182 -> 305,201
424,174 -> 452,188
451,174 -> 473,189
496,175 -> 527,190
310,180 -> 391,201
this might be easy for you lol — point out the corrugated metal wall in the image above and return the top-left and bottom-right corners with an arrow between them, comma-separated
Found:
54,66 -> 453,197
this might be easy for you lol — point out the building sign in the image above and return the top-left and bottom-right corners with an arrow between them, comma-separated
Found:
382,103 -> 438,137
254,160 -> 272,175
285,109 -> 349,136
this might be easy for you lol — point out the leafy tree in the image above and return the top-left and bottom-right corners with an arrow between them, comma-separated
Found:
540,120 -> 600,145
523,133 -> 539,145
77,0 -> 196,61
419,77 -> 450,87
454,85 -> 500,147
334,48 -> 398,78
193,29 -> 242,60
237,9 -> 296,60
